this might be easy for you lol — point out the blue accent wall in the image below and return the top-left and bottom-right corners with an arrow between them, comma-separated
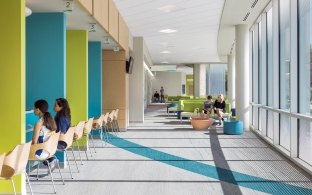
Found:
26,13 -> 66,112
88,42 -> 102,118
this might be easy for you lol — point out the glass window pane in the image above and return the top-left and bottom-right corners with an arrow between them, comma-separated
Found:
280,114 -> 291,151
206,64 -> 227,97
298,0 -> 312,166
253,28 -> 259,104
299,0 -> 312,116
279,0 -> 291,110
267,8 -> 273,106
267,111 -> 274,139
299,120 -> 312,165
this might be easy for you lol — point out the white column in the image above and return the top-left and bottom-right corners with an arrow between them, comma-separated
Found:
227,54 -> 235,108
235,25 -> 249,129
193,64 -> 206,97
129,37 -> 144,122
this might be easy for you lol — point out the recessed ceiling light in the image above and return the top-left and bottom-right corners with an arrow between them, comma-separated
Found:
158,29 -> 177,34
160,51 -> 171,54
161,61 -> 169,64
25,6 -> 32,17
157,5 -> 184,13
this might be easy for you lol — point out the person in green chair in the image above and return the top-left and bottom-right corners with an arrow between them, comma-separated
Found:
214,94 -> 226,125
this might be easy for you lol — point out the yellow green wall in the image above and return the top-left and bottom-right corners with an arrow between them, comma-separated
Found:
186,74 -> 194,96
0,0 -> 25,193
66,30 -> 88,125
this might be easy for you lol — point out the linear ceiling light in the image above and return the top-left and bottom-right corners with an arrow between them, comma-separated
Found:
160,51 -> 171,54
157,5 -> 184,13
158,29 -> 177,34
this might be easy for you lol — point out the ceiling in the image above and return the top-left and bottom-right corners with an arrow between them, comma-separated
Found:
114,0 -> 225,65
26,0 -> 271,65
218,0 -> 270,61
26,0 -> 119,49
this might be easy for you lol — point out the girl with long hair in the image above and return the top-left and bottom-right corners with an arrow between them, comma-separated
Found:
32,99 -> 57,160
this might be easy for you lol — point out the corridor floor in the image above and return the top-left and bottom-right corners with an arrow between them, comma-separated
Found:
29,104 -> 312,195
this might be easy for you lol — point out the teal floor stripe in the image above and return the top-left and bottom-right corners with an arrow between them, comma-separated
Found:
106,133 -> 312,195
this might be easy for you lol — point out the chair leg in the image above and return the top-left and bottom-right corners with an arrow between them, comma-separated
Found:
54,156 -> 65,185
84,140 -> 89,161
70,147 -> 79,173
11,178 -> 16,195
90,133 -> 97,153
112,122 -> 118,135
75,140 -> 83,165
103,125 -> 109,143
100,128 -> 105,147
115,120 -> 119,132
25,171 -> 33,195
36,161 -> 41,180
65,150 -> 73,179
87,134 -> 94,157
47,161 -> 57,193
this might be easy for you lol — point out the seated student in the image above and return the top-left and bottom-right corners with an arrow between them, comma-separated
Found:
153,91 -> 160,102
203,95 -> 214,115
45,98 -> 72,164
54,98 -> 71,149
32,99 -> 57,163
214,94 -> 226,125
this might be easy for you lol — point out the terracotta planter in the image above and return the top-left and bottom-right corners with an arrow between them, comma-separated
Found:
190,116 -> 213,130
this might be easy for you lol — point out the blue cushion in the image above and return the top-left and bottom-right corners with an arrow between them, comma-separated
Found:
223,120 -> 243,135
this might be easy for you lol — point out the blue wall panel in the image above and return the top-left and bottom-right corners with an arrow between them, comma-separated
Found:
26,13 -> 66,112
88,42 -> 102,118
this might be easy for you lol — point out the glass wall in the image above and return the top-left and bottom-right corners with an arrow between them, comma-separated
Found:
206,64 -> 227,97
267,8 -> 274,139
279,0 -> 291,150
298,0 -> 312,165
250,0 -> 312,169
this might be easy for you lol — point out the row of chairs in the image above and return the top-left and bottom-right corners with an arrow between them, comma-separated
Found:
0,109 -> 120,194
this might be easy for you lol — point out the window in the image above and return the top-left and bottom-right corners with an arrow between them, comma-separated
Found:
267,8 -> 274,139
298,0 -> 312,165
279,0 -> 291,150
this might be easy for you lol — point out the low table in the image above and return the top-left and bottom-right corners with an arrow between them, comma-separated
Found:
223,120 -> 243,135
190,116 -> 213,130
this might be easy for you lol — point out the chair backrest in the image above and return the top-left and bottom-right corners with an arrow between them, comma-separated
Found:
102,112 -> 109,125
0,153 -> 5,176
59,126 -> 75,149
92,115 -> 103,129
75,121 -> 86,140
108,110 -> 115,122
83,117 -> 94,135
114,109 -> 119,120
1,142 -> 31,178
29,132 -> 60,161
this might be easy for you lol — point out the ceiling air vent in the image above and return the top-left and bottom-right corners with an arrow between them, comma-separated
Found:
251,0 -> 258,8
243,12 -> 250,21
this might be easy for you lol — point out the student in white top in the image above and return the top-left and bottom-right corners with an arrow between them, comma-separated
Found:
32,99 -> 57,160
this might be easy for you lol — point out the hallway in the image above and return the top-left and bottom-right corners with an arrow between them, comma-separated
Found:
29,105 -> 312,195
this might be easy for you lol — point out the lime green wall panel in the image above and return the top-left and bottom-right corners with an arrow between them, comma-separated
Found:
0,0 -> 25,193
66,30 -> 88,125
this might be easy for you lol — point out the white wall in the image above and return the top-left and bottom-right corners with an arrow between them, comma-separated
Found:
129,37 -> 154,122
152,72 -> 186,97
129,37 -> 144,122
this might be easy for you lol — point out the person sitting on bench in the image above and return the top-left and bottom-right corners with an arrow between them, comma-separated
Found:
203,95 -> 214,115
214,94 -> 226,125
153,91 -> 160,102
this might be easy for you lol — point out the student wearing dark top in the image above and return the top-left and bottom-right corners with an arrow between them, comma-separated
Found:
45,98 -> 72,165
214,94 -> 226,125
54,98 -> 71,149
203,95 -> 214,114
154,91 -> 160,102
54,98 -> 71,134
